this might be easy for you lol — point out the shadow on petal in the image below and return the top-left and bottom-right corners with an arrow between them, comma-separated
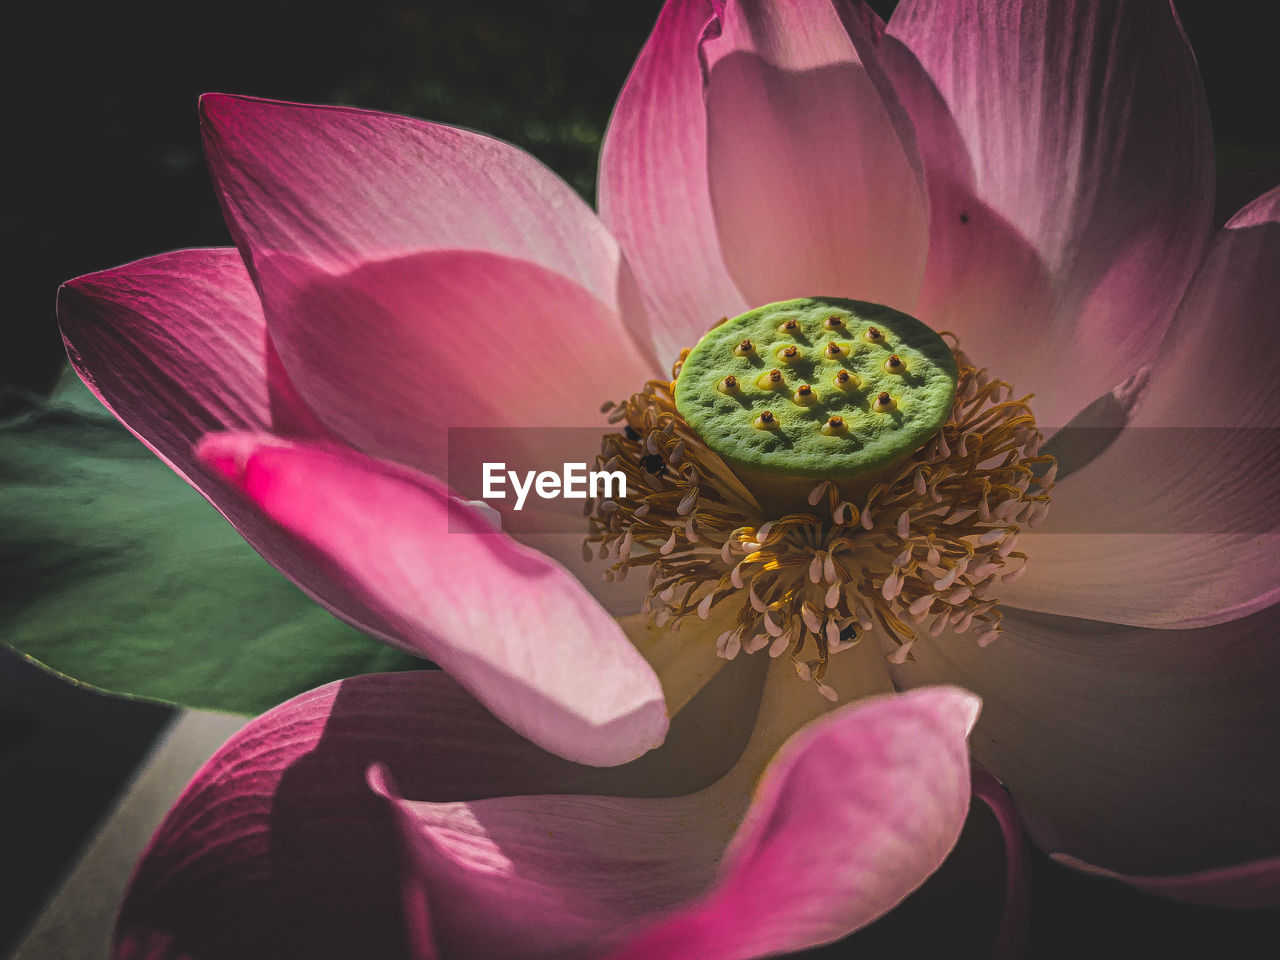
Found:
114,661 -> 763,960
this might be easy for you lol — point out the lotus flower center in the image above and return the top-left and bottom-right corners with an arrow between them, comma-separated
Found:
590,299 -> 1054,699
672,299 -> 958,511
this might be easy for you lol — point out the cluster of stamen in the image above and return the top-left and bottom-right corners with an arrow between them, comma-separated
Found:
591,335 -> 1054,699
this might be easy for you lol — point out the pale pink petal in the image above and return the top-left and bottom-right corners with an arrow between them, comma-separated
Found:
888,0 -> 1214,428
200,93 -> 643,322
999,532 -> 1280,631
871,36 -> 1061,419
56,248 -> 395,641
200,94 -> 658,463
886,605 -> 1280,879
700,0 -> 929,312
196,432 -> 667,767
115,666 -> 762,960
599,0 -> 748,362
871,24 -> 971,198
1052,852 -> 1280,909
252,248 -> 653,480
599,687 -> 979,960
868,19 -> 1063,403
870,24 -> 1063,421
1125,187 -> 1280,429
910,173 -> 1061,416
1007,188 -> 1280,627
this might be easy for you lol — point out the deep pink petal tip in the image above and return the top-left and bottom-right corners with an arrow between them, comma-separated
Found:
195,432 -> 668,768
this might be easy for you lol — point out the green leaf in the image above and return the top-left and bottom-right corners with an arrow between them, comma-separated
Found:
0,372 -> 428,715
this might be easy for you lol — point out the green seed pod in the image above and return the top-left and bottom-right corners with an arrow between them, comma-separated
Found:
673,297 -> 958,506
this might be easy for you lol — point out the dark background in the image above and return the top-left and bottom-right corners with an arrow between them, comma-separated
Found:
2,1 -> 1277,957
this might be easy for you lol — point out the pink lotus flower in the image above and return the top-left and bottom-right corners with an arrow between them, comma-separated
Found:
54,0 -> 1280,956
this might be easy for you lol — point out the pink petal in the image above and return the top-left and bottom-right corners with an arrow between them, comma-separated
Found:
56,248 -> 395,641
1007,187 -> 1280,627
1052,852 -> 1280,909
700,0 -> 929,311
599,0 -> 748,362
200,93 -> 640,321
373,651 -> 831,960
886,605 -> 1280,879
600,688 -> 979,960
251,248 -> 654,480
371,770 -> 726,960
196,432 -> 666,767
59,249 -> 301,457
118,652 -> 972,960
200,94 -> 658,463
888,0 -> 1214,428
114,666 -> 762,960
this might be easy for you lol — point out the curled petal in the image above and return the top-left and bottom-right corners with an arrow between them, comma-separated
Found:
114,665 -> 762,960
972,769 -> 1029,959
118,653 -> 973,960
604,687 -> 979,960
197,432 -> 667,767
